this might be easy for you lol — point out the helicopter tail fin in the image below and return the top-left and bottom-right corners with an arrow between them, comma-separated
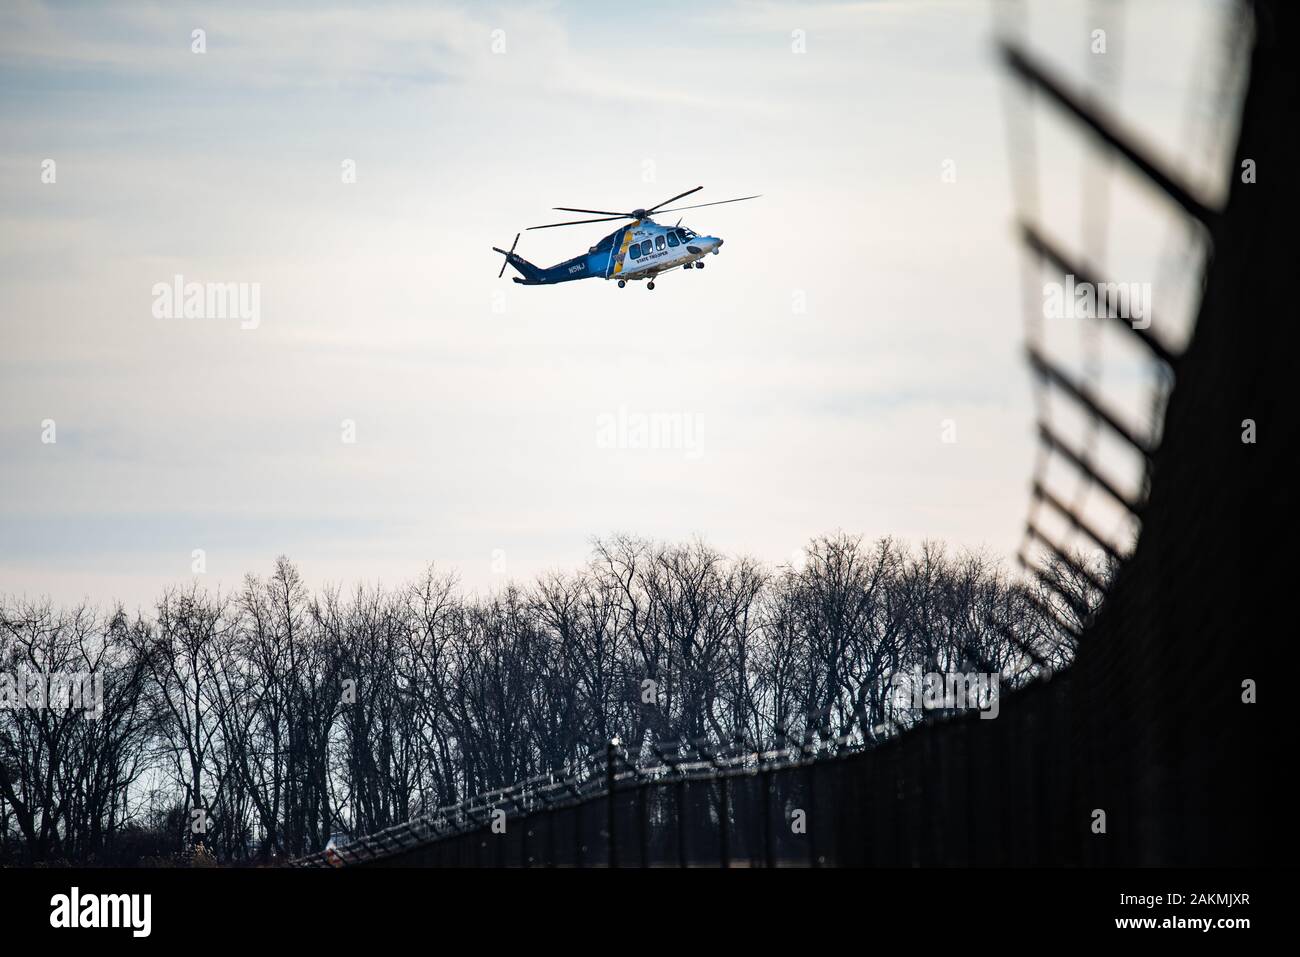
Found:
492,234 -> 543,283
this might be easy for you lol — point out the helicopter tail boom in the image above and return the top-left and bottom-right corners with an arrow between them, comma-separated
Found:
494,238 -> 595,285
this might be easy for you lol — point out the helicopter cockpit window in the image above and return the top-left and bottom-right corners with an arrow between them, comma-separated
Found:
666,231 -> 679,247
676,228 -> 691,243
655,235 -> 666,251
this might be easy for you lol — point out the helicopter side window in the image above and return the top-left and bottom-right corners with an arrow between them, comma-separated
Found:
655,235 -> 666,251
627,242 -> 641,260
666,231 -> 679,247
640,240 -> 653,256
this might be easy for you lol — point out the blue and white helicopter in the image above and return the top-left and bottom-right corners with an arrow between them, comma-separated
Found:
493,186 -> 760,290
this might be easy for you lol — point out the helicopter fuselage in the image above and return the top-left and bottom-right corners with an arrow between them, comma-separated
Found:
506,219 -> 722,285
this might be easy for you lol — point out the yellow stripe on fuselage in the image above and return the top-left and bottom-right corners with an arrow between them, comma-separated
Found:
612,223 -> 638,277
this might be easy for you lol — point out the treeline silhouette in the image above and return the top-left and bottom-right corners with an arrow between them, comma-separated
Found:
0,533 -> 1095,864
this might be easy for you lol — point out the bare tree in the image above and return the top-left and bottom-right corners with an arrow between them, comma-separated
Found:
2,534 -> 1091,863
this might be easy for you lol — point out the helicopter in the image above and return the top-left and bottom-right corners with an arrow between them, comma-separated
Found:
492,186 -> 760,290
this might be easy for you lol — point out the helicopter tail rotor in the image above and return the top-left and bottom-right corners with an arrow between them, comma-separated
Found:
493,233 -> 545,282
493,232 -> 521,279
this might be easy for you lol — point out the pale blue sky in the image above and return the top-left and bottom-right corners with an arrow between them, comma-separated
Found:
0,0 -> 1236,608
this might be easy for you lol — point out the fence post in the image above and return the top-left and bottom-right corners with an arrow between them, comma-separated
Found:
761,750 -> 774,868
607,737 -> 619,869
575,796 -> 583,866
638,781 -> 649,867
719,774 -> 730,868
548,795 -> 557,868
677,775 -> 688,868
806,753 -> 818,868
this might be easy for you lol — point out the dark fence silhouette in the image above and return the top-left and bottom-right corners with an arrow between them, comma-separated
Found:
296,0 -> 1282,868
300,713 -> 1090,868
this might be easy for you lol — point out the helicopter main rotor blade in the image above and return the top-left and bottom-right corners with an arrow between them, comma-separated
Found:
552,206 -> 632,217
654,194 -> 762,214
526,215 -> 631,230
646,186 -> 703,214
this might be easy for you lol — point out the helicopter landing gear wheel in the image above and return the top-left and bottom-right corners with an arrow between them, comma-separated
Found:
617,279 -> 626,288
683,262 -> 693,269
647,281 -> 656,290
695,261 -> 704,269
